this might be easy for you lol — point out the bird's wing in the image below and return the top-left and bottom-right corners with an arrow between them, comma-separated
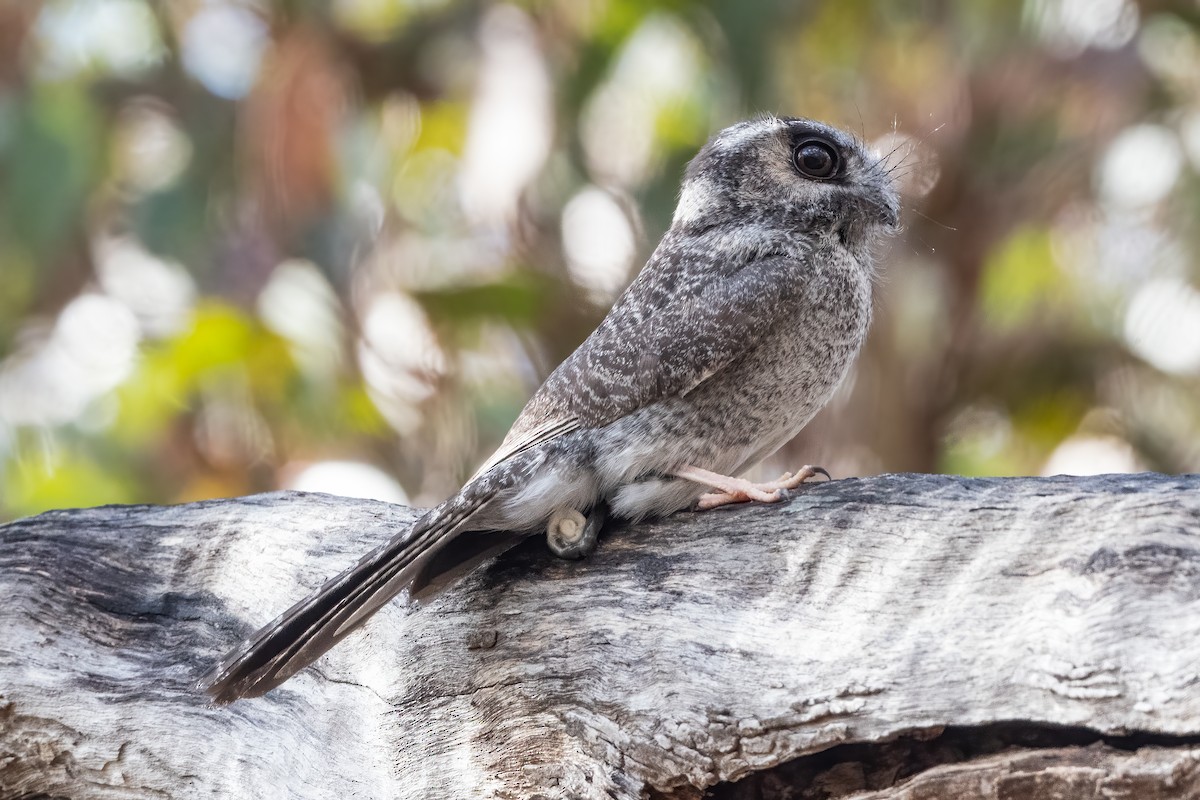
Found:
469,415 -> 581,480
501,252 -> 804,445
473,252 -> 802,474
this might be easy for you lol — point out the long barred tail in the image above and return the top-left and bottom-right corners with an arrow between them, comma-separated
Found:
203,471 -> 525,703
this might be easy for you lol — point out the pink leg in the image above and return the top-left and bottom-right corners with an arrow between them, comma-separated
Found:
673,464 -> 831,511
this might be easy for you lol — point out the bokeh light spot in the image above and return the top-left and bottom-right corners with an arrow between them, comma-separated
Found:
288,460 -> 409,504
1027,0 -> 1139,56
93,235 -> 195,338
111,101 -> 192,194
561,186 -> 636,302
1123,278 -> 1200,375
1097,124 -> 1183,209
32,0 -> 164,80
458,5 -> 552,227
257,260 -> 345,378
181,4 -> 268,99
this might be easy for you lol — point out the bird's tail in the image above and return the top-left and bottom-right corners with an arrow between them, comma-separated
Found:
203,477 -> 523,703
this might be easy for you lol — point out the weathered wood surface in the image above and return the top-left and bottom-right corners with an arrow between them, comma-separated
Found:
2,473 -> 1199,799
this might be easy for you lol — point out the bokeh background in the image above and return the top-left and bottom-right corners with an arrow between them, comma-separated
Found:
1,0 -> 1198,521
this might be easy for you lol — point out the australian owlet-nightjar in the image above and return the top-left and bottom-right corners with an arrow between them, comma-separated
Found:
205,115 -> 901,702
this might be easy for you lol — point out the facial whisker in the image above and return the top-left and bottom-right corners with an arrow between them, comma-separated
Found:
907,206 -> 957,232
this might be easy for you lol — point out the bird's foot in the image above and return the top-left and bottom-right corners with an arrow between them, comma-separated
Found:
546,502 -> 608,559
674,464 -> 831,511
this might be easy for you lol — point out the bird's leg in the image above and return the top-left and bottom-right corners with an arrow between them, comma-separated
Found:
673,464 -> 831,511
546,501 -> 608,559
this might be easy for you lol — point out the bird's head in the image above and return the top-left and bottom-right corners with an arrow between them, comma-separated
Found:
673,115 -> 900,253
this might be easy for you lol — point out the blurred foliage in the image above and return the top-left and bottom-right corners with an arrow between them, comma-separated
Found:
1,0 -> 1199,521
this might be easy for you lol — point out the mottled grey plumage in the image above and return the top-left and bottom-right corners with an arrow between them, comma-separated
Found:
204,115 -> 900,702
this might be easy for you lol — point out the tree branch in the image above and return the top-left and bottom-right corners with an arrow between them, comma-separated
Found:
2,473 -> 1199,799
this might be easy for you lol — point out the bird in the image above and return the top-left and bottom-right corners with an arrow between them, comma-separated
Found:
203,114 -> 900,702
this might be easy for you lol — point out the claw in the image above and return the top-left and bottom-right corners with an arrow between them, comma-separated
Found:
546,502 -> 607,560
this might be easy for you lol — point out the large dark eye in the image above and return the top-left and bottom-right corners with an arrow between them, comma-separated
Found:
793,139 -> 840,180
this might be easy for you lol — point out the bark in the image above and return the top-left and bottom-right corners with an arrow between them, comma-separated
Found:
2,472 -> 1199,799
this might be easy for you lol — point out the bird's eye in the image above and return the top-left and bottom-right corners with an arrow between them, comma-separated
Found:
793,139 -> 840,180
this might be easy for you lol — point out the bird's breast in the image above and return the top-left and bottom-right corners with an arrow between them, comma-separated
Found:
705,258 -> 872,454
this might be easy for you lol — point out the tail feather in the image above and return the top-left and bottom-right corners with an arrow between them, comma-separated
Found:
204,489 -> 501,703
